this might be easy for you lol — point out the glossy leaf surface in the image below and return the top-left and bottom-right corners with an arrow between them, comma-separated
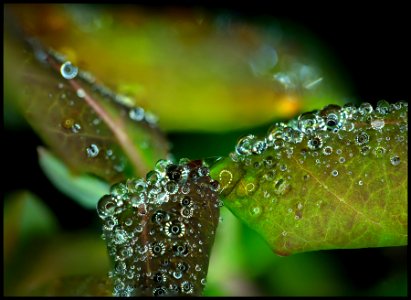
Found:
5,4 -> 349,132
4,15 -> 169,183
98,159 -> 220,296
210,102 -> 408,255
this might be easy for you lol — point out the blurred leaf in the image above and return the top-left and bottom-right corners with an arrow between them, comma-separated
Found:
264,252 -> 344,296
4,191 -> 58,264
5,232 -> 110,296
31,275 -> 112,296
210,102 -> 408,255
5,4 -> 350,132
38,147 -> 110,209
206,207 -> 244,296
98,160 -> 220,296
4,12 -> 169,183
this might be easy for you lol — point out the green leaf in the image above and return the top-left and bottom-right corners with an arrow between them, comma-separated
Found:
38,147 -> 110,209
210,101 -> 408,255
5,4 -> 350,132
4,191 -> 58,264
4,13 -> 169,183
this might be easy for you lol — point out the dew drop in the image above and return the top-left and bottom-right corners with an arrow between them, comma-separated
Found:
373,146 -> 386,158
322,146 -> 333,156
60,61 -> 78,79
371,119 -> 385,130
331,170 -> 339,177
250,206 -> 262,217
235,134 -> 256,156
358,102 -> 373,115
358,180 -> 364,186
307,135 -> 323,150
129,107 -> 145,121
390,155 -> 400,166
76,88 -> 86,98
355,132 -> 370,145
97,195 -> 116,219
86,144 -> 100,158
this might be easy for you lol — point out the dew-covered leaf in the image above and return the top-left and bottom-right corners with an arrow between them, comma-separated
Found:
38,147 -> 110,209
97,159 -> 220,296
4,13 -> 169,183
5,4 -> 349,132
210,101 -> 408,255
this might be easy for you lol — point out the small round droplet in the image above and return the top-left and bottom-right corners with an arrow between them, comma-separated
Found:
97,195 -> 116,219
250,206 -> 261,217
355,132 -> 370,145
86,144 -> 100,158
60,61 -> 78,79
322,146 -> 333,156
331,170 -> 339,177
307,135 -> 323,150
390,155 -> 400,166
235,134 -> 256,156
371,119 -> 385,130
129,107 -> 145,121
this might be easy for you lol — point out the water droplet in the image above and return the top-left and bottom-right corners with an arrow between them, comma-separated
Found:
165,181 -> 179,194
358,102 -> 373,115
390,155 -> 400,166
129,107 -> 145,121
235,134 -> 256,156
376,100 -> 391,115
181,281 -> 194,294
86,144 -> 99,158
373,146 -> 386,158
250,206 -> 262,217
355,132 -> 370,145
331,170 -> 339,177
339,157 -> 345,163
371,119 -> 385,130
60,61 -> 78,79
251,139 -> 267,155
322,146 -> 333,156
97,195 -> 116,219
307,135 -> 323,150
76,88 -> 86,98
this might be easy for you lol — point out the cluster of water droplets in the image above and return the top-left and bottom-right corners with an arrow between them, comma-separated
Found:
97,158 -> 221,296
233,101 -> 408,168
225,101 -> 408,221
43,48 -> 160,128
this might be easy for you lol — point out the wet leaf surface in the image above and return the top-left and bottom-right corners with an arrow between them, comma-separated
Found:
4,14 -> 169,183
210,101 -> 408,255
98,159 -> 220,296
5,4 -> 349,132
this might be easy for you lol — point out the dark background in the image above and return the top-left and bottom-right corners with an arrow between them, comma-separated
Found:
4,3 -> 408,295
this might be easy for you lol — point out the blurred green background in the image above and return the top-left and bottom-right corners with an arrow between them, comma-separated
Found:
3,3 -> 408,296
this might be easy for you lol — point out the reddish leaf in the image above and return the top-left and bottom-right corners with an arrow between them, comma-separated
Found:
4,12 -> 169,183
98,159 -> 220,296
